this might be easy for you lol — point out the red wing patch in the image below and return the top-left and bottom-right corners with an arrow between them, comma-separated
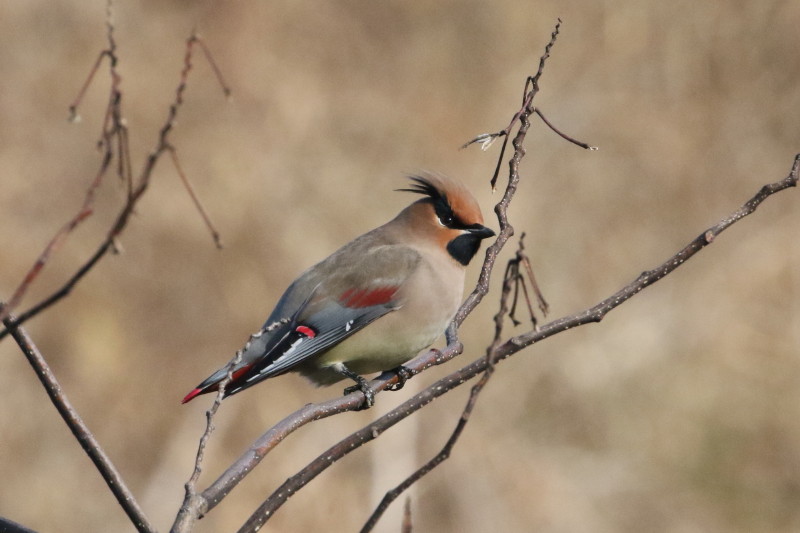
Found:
295,325 -> 317,338
339,286 -> 399,308
230,365 -> 253,382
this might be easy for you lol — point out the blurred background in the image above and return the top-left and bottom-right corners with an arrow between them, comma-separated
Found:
1,1 -> 798,532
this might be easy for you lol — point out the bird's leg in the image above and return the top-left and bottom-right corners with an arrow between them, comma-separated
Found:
334,363 -> 375,409
385,365 -> 413,391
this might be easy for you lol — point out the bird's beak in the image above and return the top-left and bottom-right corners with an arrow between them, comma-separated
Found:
467,224 -> 495,240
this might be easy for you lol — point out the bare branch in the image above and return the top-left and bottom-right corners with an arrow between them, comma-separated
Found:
172,351 -> 240,533
190,34 -> 233,98
462,19 -> 576,191
0,4 -> 124,328
173,322 -> 290,533
519,234 -> 549,316
2,5 -> 232,532
0,25 -> 230,340
0,242 -> 113,342
504,233 -> 548,327
67,49 -> 111,123
533,107 -> 598,150
2,317 -> 156,533
507,152 -> 800,351
168,145 -> 224,248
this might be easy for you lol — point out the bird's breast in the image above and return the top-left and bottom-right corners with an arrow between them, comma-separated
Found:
302,256 -> 465,384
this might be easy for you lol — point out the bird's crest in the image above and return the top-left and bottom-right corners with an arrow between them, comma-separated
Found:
397,173 -> 484,228
396,175 -> 447,201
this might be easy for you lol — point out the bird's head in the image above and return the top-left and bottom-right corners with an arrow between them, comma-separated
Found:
397,173 -> 495,266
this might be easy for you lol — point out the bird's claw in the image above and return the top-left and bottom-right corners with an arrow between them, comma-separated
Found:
344,381 -> 375,410
386,365 -> 413,391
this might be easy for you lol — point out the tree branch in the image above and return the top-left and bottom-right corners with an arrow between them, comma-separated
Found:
0,29 -> 228,340
461,18 -> 567,191
193,349 -> 460,519
2,6 -> 230,532
506,153 -> 799,352
172,361 -> 235,533
2,317 -> 157,533
0,0 -> 125,329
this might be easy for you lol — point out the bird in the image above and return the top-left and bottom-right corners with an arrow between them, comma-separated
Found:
182,173 -> 495,407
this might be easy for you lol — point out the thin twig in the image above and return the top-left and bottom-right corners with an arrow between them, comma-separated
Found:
0,24 -> 230,340
172,321 -> 288,533
3,317 -> 157,533
0,242 -> 114,342
68,50 -> 110,122
462,19 -> 570,191
190,34 -> 232,98
519,235 -> 549,316
0,6 -> 123,327
168,145 -> 223,248
505,233 -> 548,327
533,108 -> 597,150
3,6 -> 232,532
172,351 -> 241,533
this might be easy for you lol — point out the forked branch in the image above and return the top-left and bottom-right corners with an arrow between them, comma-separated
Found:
2,6 -> 230,532
0,30 -> 228,340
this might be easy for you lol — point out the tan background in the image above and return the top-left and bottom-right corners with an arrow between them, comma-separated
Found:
1,1 -> 799,532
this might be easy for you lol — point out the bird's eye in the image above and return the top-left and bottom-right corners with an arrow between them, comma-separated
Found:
433,197 -> 456,227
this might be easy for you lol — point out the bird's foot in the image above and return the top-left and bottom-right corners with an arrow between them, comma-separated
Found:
333,363 -> 375,409
385,365 -> 413,391
343,379 -> 375,410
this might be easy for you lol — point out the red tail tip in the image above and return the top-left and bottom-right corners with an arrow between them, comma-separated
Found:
181,388 -> 203,404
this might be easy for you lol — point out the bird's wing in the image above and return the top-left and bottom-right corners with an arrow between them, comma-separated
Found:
224,243 -> 422,396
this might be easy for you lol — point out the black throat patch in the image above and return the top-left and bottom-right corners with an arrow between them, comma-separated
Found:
447,233 -> 483,266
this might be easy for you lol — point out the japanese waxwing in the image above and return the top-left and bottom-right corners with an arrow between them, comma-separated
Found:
182,173 -> 494,407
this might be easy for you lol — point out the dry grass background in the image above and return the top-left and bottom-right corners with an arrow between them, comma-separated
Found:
1,1 -> 799,532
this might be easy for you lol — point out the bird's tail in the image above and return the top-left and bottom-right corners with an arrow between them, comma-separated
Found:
181,364 -> 253,404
